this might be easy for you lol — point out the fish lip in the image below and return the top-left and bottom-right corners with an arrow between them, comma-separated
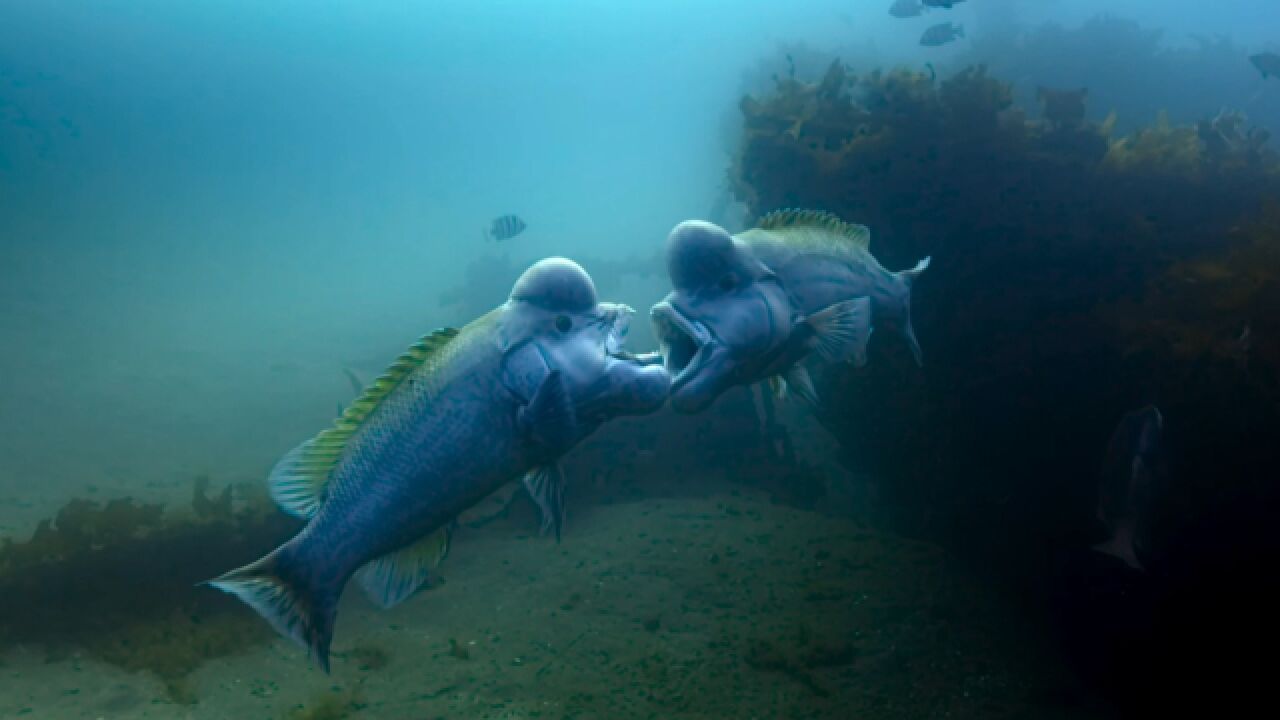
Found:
600,303 -> 637,360
649,301 -> 712,391
600,304 -> 666,368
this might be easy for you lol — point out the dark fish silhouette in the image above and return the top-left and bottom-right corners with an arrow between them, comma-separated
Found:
1094,406 -> 1165,572
920,22 -> 964,47
485,214 -> 527,241
922,0 -> 965,8
888,0 -> 924,18
1250,52 -> 1280,80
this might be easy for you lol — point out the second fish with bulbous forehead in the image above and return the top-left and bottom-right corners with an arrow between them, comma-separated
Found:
651,209 -> 929,414
207,257 -> 669,671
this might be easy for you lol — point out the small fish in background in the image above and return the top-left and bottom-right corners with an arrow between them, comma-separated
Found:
920,22 -> 964,47
921,0 -> 965,8
888,0 -> 924,19
1249,52 -> 1280,79
484,214 -> 527,241
1093,405 -> 1165,572
341,367 -> 365,396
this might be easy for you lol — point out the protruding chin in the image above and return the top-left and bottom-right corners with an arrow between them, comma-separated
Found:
597,360 -> 672,417
668,346 -> 733,414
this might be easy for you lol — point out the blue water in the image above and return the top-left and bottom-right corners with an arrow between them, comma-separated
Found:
2,1 -> 1279,716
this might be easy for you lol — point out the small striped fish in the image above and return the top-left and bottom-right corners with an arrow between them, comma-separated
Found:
485,214 -> 527,241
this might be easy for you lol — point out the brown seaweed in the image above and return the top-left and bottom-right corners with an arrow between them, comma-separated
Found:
0,478 -> 300,703
727,54 -> 1280,570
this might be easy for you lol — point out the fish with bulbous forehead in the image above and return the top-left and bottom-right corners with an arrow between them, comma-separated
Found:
651,209 -> 929,414
207,257 -> 669,671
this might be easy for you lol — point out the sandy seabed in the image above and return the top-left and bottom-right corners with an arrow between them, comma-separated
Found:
0,486 -> 1110,720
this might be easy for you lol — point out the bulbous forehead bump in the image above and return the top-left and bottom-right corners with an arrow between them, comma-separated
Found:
665,220 -> 735,290
509,257 -> 599,312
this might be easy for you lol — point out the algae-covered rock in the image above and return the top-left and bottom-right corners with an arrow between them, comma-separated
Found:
729,52 -> 1280,714
0,477 -> 300,703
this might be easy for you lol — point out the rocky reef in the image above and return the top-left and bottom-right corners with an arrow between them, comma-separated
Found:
728,56 -> 1280,713
730,54 -> 1278,521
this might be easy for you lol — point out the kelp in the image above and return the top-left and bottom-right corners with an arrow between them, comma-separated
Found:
728,54 -> 1280,561
729,55 -> 1280,714
0,477 -> 300,703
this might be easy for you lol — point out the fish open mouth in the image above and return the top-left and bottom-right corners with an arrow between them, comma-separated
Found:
650,301 -> 711,388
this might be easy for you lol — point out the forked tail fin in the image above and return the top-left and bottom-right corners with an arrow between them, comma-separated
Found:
205,548 -> 342,672
899,256 -> 931,366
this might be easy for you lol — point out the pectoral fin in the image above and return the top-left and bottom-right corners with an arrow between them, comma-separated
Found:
768,375 -> 788,400
518,369 -> 579,457
523,464 -> 567,541
457,482 -> 522,528
354,526 -> 452,609
783,365 -> 820,406
804,296 -> 872,365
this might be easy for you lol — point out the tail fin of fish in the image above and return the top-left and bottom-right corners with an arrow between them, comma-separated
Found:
898,256 -> 931,366
354,526 -> 451,608
956,24 -> 965,39
205,548 -> 341,672
1093,524 -> 1145,572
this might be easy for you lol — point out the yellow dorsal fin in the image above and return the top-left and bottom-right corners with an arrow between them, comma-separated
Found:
268,327 -> 461,518
757,208 -> 870,251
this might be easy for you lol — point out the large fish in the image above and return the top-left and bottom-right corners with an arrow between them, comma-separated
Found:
651,210 -> 929,414
1094,405 -> 1165,572
207,257 -> 670,670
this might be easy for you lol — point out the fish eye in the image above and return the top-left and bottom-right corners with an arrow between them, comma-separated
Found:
718,274 -> 736,292
555,315 -> 572,333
